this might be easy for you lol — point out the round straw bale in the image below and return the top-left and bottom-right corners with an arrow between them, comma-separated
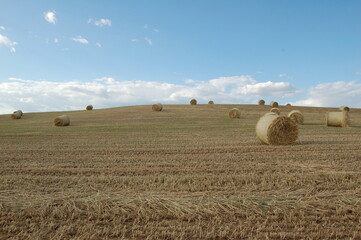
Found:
11,111 -> 22,119
190,99 -> 197,105
86,105 -> 93,110
339,106 -> 350,112
258,99 -> 265,105
14,110 -> 23,116
270,101 -> 279,108
208,100 -> 214,104
256,114 -> 298,145
326,111 -> 349,127
270,108 -> 280,115
152,103 -> 163,111
229,108 -> 240,118
286,103 -> 291,107
288,110 -> 304,125
54,115 -> 70,126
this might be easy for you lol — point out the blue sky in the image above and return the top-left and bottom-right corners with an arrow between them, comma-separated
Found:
1,0 -> 361,113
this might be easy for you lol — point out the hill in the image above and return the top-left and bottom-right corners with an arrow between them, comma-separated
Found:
1,104 -> 361,239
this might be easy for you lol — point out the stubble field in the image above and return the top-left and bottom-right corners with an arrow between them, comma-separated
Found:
0,104 -> 361,239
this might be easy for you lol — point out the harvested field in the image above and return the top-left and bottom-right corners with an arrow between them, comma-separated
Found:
1,104 -> 361,239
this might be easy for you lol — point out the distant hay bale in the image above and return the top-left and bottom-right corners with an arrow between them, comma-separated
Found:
229,108 -> 240,119
190,99 -> 197,105
14,110 -> 23,116
286,103 -> 292,107
258,99 -> 265,105
152,103 -> 163,111
86,105 -> 93,110
326,111 -> 349,127
208,100 -> 214,104
339,106 -> 350,112
54,115 -> 70,127
288,110 -> 304,125
270,101 -> 279,108
270,108 -> 280,115
11,111 -> 22,119
256,114 -> 298,145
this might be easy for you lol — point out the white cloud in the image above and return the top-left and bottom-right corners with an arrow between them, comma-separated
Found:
71,36 -> 89,44
0,26 -> 5,30
153,29 -> 159,32
0,75 -> 300,114
54,38 -> 59,43
95,42 -> 102,48
145,38 -> 152,45
44,11 -> 57,24
0,34 -> 17,52
295,81 -> 361,107
278,73 -> 287,78
88,18 -> 112,27
131,39 -> 139,42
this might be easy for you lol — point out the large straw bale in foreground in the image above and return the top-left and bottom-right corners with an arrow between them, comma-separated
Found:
270,108 -> 280,115
152,103 -> 163,111
288,110 -> 304,125
326,111 -> 349,127
86,105 -> 93,110
339,106 -> 350,112
208,100 -> 214,104
54,115 -> 70,126
256,113 -> 298,145
258,99 -> 265,105
11,111 -> 22,119
229,108 -> 240,119
270,101 -> 279,108
190,99 -> 197,105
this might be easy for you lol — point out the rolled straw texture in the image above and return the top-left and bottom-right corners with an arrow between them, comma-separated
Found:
288,110 -> 304,125
270,108 -> 280,115
258,100 -> 265,105
256,114 -> 298,145
326,111 -> 349,127
339,106 -> 350,112
152,103 -> 163,111
54,115 -> 70,126
208,101 -> 214,104
86,105 -> 93,110
11,111 -> 22,119
270,101 -> 279,108
190,99 -> 197,105
229,108 -> 240,119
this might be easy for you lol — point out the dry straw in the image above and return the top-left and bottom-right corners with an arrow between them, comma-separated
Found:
11,111 -> 22,119
288,110 -> 304,125
270,101 -> 279,108
86,105 -> 93,110
326,111 -> 349,127
270,108 -> 280,115
339,106 -> 350,112
229,108 -> 240,119
190,99 -> 197,105
258,99 -> 265,105
208,100 -> 214,104
286,103 -> 292,107
152,103 -> 163,111
54,115 -> 70,126
256,113 -> 298,145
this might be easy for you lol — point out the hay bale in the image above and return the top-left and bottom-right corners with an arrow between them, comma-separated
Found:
229,108 -> 240,119
208,100 -> 214,104
152,103 -> 163,111
270,108 -> 280,115
256,114 -> 298,145
288,110 -> 304,125
326,111 -> 349,127
258,99 -> 265,105
339,106 -> 350,112
54,115 -> 70,126
14,110 -> 23,116
270,101 -> 279,108
11,111 -> 22,119
286,103 -> 292,107
190,99 -> 197,105
86,105 -> 93,110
